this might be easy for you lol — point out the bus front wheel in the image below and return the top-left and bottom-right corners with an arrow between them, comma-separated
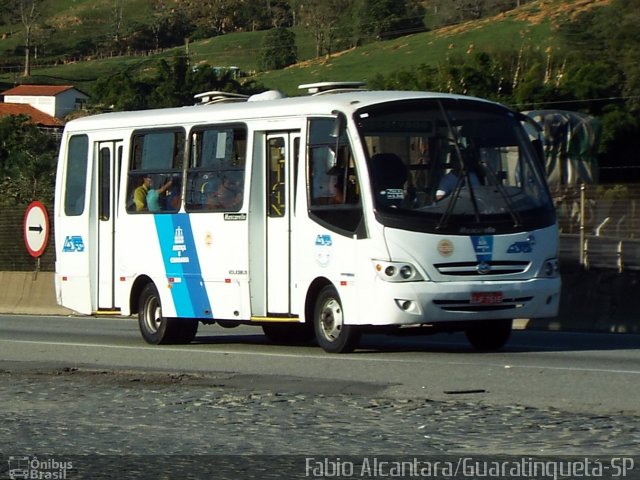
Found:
465,319 -> 512,351
313,285 -> 360,353
138,283 -> 197,344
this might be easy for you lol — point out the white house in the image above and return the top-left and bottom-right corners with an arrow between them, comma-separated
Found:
1,84 -> 89,119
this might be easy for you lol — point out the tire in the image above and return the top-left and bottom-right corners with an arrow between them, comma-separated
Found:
176,320 -> 199,344
313,285 -> 360,353
262,323 -> 315,345
138,283 -> 197,345
465,319 -> 512,351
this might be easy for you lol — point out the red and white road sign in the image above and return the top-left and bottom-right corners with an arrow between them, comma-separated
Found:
24,201 -> 49,258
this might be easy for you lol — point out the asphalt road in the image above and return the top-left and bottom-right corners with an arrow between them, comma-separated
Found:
1,314 -> 639,415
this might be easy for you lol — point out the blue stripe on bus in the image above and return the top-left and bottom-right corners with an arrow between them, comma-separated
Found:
154,213 -> 213,319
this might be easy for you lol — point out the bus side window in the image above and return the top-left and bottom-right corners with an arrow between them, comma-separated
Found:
186,125 -> 247,213
308,117 -> 364,235
64,135 -> 89,216
126,130 -> 184,214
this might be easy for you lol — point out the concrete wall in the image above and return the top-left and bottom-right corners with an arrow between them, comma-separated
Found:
0,272 -> 72,315
527,264 -> 640,334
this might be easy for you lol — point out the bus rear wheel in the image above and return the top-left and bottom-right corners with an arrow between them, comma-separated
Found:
313,285 -> 360,353
138,283 -> 198,344
465,319 -> 512,351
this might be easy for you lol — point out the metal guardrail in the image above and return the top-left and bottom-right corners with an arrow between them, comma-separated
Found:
560,234 -> 640,272
555,184 -> 640,272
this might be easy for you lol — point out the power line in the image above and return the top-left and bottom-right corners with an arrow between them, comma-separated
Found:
512,95 -> 640,109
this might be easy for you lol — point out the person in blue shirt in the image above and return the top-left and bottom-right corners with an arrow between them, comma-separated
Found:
146,178 -> 173,212
436,151 -> 481,200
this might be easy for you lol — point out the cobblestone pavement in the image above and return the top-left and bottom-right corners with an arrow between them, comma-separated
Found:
2,367 -> 638,458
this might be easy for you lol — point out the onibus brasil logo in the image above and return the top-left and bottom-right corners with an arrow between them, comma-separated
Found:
7,456 -> 73,479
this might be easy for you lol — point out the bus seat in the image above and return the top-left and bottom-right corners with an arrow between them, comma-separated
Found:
370,153 -> 407,206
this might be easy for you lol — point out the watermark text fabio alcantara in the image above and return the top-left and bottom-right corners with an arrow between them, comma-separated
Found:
304,456 -> 635,479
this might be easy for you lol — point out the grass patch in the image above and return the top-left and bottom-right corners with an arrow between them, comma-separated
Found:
0,0 -> 587,97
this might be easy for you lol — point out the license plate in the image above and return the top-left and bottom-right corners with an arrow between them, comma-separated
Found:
471,292 -> 503,305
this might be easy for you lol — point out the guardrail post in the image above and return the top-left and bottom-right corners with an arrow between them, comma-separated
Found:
579,183 -> 586,268
618,241 -> 623,273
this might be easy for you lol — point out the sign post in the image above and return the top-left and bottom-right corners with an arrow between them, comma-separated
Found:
23,201 -> 50,277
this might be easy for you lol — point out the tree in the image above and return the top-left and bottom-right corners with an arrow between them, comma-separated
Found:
357,0 -> 425,42
185,0 -> 242,35
427,0 -> 529,26
150,0 -> 170,51
598,106 -> 640,180
0,115 -> 58,205
267,0 -> 294,28
297,0 -> 356,57
93,72 -> 152,111
259,27 -> 297,71
111,0 -> 124,43
3,0 -> 46,77
595,0 -> 640,112
556,0 -> 640,177
560,62 -> 622,116
92,56 -> 263,110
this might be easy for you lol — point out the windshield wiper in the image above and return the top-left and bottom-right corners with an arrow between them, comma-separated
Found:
436,101 -> 481,230
435,101 -> 523,230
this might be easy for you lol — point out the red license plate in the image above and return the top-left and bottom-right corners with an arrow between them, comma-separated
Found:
471,292 -> 503,305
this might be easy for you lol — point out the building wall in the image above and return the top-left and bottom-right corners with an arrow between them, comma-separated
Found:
5,94 -> 56,117
4,89 -> 88,119
55,89 -> 88,118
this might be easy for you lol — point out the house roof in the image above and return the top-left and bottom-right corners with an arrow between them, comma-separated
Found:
2,84 -> 80,97
0,103 -> 65,127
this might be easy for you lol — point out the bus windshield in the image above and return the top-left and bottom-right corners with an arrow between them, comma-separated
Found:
355,98 -> 555,235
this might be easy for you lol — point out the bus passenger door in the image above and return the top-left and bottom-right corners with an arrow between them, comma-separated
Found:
96,140 -> 122,310
265,132 -> 299,314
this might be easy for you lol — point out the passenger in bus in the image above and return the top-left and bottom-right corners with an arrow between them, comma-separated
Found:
146,178 -> 174,212
436,169 -> 481,200
204,176 -> 242,210
133,175 -> 152,211
164,178 -> 181,211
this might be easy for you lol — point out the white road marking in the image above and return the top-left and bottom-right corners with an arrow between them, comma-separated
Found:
1,338 -> 640,375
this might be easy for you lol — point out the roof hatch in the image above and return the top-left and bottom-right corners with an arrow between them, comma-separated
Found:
298,81 -> 367,95
194,91 -> 249,105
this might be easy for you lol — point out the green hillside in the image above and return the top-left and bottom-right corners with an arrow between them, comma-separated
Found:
258,13 -> 556,95
0,0 -> 595,97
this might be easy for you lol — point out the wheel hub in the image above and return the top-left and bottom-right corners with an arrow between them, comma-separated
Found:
320,299 -> 342,341
144,299 -> 162,333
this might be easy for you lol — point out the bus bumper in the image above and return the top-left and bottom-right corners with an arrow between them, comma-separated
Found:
354,277 -> 561,326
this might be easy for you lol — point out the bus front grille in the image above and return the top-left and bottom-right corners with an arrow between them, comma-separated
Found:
433,260 -> 530,276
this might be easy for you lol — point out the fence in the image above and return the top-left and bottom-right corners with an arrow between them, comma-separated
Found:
1,184 -> 639,273
0,205 -> 55,272
553,184 -> 640,271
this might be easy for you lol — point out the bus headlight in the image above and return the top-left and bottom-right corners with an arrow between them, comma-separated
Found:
374,261 -> 424,282
539,258 -> 559,278
399,265 -> 413,279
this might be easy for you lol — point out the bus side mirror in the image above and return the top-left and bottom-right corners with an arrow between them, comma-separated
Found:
328,111 -> 348,174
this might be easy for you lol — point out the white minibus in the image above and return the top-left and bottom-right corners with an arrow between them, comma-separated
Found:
54,82 -> 560,352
